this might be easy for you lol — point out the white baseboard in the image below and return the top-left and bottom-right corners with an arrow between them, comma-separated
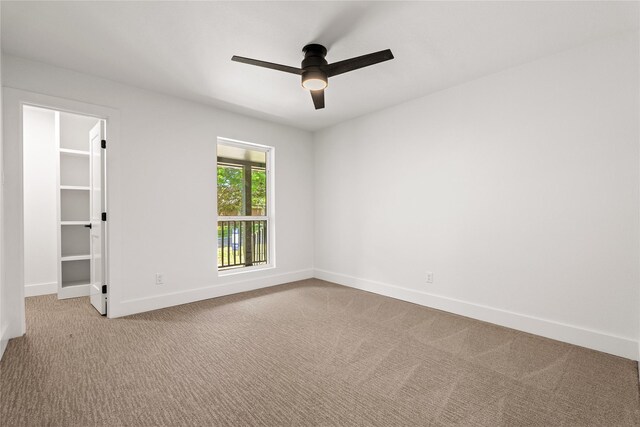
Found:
314,269 -> 639,361
24,282 -> 57,297
111,268 -> 314,318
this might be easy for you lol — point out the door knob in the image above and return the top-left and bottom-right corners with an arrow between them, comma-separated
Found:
84,223 -> 92,229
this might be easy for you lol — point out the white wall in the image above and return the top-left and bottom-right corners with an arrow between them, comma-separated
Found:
23,107 -> 57,296
60,112 -> 100,151
2,54 -> 314,334
314,32 -> 640,359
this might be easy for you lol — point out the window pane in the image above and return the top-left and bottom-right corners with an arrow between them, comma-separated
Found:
217,164 -> 244,216
217,220 -> 268,269
251,168 -> 266,216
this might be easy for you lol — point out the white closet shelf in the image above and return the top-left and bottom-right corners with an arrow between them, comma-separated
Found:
60,185 -> 90,191
60,281 -> 90,290
59,148 -> 90,157
61,255 -> 91,261
61,221 -> 90,226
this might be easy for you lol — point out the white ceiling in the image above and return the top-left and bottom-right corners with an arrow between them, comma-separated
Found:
2,1 -> 638,131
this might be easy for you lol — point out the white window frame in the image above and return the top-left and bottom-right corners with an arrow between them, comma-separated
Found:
216,137 -> 275,275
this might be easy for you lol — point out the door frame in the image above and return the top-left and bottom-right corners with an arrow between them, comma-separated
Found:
2,87 -> 122,339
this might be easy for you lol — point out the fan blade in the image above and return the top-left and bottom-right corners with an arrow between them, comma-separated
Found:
231,56 -> 303,75
310,90 -> 325,110
325,49 -> 394,77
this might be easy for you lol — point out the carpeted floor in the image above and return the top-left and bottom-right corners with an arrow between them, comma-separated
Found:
1,279 -> 638,426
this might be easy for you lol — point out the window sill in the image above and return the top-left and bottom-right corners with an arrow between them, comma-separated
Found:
217,264 -> 275,277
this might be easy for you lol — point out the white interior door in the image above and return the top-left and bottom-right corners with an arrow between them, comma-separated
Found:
89,121 -> 107,314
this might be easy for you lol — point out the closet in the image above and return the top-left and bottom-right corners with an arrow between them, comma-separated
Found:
23,106 -> 107,313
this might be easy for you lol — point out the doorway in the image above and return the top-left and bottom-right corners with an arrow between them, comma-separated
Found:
22,106 -> 108,315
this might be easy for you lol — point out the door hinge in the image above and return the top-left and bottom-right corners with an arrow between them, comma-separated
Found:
101,212 -> 107,221
101,139 -> 106,149
101,284 -> 107,294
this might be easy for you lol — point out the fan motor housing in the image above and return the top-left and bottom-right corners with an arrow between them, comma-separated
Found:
301,44 -> 328,69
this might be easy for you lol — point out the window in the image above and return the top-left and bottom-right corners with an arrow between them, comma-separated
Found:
217,138 -> 273,272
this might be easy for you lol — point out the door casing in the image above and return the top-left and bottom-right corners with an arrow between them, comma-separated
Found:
2,87 -> 121,341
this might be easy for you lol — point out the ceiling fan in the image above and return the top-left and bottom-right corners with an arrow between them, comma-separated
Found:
231,44 -> 394,110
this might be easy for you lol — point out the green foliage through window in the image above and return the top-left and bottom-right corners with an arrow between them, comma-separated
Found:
217,165 -> 244,216
217,164 -> 267,216
251,169 -> 266,215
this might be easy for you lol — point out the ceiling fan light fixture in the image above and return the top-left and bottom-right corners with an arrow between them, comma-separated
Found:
301,70 -> 328,90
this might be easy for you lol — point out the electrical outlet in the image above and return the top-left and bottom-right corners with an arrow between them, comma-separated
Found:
155,273 -> 164,285
426,272 -> 434,284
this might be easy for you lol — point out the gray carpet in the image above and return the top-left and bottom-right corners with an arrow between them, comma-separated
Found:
1,279 -> 639,426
